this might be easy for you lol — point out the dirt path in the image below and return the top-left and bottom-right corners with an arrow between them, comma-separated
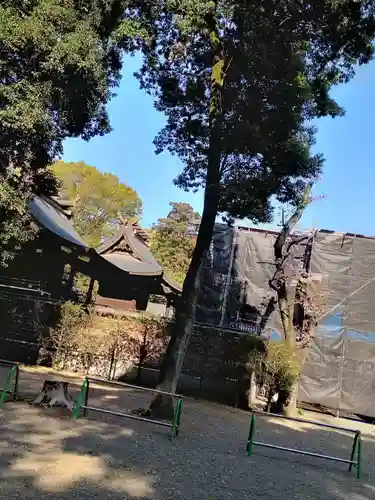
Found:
0,366 -> 375,499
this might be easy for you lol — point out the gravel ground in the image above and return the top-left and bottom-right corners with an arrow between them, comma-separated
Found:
0,366 -> 375,499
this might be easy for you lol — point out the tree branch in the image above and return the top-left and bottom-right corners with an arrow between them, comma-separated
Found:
219,152 -> 230,175
273,182 -> 312,260
269,182 -> 313,346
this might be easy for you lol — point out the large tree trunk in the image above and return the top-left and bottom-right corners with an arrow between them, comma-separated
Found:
149,182 -> 219,417
278,294 -> 296,348
148,2 -> 224,418
276,347 -> 309,415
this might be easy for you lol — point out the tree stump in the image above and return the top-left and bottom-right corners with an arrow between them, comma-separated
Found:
31,380 -> 74,411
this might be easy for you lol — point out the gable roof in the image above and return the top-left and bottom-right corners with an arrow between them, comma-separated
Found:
97,222 -> 150,253
27,195 -> 182,295
98,223 -> 182,293
28,195 -> 88,249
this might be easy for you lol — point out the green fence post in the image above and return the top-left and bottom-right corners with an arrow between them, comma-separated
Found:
348,432 -> 359,472
247,414 -> 256,457
172,398 -> 182,437
176,398 -> 182,434
357,434 -> 362,480
83,378 -> 90,417
0,365 -> 17,408
13,365 -> 19,401
73,377 -> 88,420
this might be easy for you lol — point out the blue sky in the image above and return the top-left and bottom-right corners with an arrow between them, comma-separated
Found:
64,54 -> 375,233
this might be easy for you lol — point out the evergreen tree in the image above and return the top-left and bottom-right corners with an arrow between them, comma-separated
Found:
151,202 -> 200,283
0,0 -> 146,262
53,161 -> 141,248
136,0 -> 375,415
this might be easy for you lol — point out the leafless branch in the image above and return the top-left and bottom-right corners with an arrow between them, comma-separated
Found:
274,182 -> 312,260
279,16 -> 291,27
269,183 -> 315,346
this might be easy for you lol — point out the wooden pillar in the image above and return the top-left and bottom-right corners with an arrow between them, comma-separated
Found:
85,277 -> 96,305
67,266 -> 76,298
165,297 -> 172,318
136,294 -> 149,311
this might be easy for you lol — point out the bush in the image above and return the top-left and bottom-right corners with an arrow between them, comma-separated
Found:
265,341 -> 300,393
248,340 -> 301,413
46,303 -> 169,376
46,301 -> 94,369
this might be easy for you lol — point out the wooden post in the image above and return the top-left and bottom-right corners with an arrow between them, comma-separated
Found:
86,277 -> 95,305
67,266 -> 76,299
165,298 -> 172,318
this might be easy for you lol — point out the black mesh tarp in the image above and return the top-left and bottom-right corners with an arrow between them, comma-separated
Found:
299,231 -> 375,417
195,225 -> 375,418
195,224 -> 307,338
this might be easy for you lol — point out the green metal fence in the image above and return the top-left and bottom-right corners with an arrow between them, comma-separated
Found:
0,359 -> 19,408
73,376 -> 183,438
247,410 -> 362,480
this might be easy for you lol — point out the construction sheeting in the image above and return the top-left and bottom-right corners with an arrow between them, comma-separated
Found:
299,231 -> 375,417
195,224 -> 235,327
195,225 -> 375,418
195,224 -> 307,337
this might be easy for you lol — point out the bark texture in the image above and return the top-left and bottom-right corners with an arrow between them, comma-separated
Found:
31,380 -> 74,410
269,184 -> 313,415
148,2 -> 226,418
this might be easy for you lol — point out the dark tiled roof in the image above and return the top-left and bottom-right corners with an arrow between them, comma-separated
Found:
28,197 -> 180,295
96,222 -> 149,254
97,223 -> 181,293
96,228 -> 123,254
28,195 -> 87,249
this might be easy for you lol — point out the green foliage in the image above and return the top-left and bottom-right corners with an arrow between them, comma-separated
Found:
133,314 -> 170,365
0,0 -> 142,172
48,305 -> 169,373
149,294 -> 167,305
0,177 -> 35,266
248,340 -> 301,410
137,0 -> 375,220
56,301 -> 90,334
72,270 -> 99,303
52,161 -> 142,247
151,202 -> 201,283
134,1 -> 375,396
0,0 -> 146,261
48,301 -> 93,369
263,342 -> 301,393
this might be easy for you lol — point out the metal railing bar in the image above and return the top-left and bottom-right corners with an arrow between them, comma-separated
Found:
0,365 -> 18,408
253,410 -> 360,434
87,376 -> 182,398
253,441 -> 357,465
82,405 -> 173,428
0,359 -> 17,366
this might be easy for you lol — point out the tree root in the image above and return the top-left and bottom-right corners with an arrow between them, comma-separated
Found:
130,394 -> 175,420
31,380 -> 74,410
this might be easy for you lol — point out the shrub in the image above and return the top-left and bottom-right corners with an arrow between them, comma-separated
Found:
47,301 -> 94,369
46,304 -> 169,376
265,341 -> 300,392
248,340 -> 301,413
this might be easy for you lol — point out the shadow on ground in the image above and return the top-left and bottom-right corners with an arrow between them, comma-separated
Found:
0,366 -> 375,499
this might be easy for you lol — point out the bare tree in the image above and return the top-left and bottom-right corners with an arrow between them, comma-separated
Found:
268,183 -> 327,414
